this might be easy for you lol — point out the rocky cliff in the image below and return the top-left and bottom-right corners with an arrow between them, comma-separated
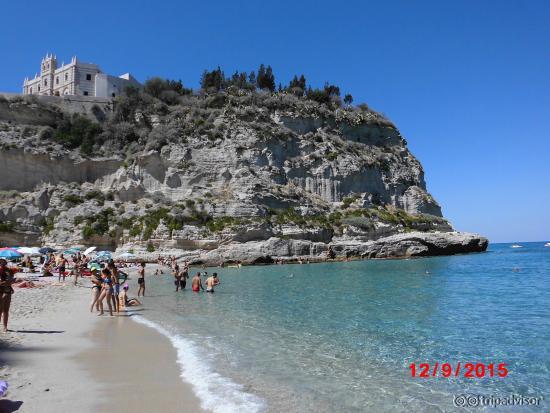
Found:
0,91 -> 487,263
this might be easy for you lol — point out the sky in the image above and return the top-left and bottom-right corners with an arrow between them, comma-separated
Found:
0,0 -> 549,242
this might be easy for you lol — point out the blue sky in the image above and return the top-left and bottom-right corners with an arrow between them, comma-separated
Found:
1,0 -> 549,242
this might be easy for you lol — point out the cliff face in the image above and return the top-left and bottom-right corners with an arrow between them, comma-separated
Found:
0,93 -> 487,262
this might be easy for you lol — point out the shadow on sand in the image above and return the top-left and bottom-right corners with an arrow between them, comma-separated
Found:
9,330 -> 65,334
0,399 -> 23,412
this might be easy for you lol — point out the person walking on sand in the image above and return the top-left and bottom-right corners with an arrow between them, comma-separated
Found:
97,268 -> 114,316
89,269 -> 103,312
58,254 -> 68,282
137,262 -> 146,297
191,272 -> 204,293
205,273 -> 220,293
0,259 -> 15,332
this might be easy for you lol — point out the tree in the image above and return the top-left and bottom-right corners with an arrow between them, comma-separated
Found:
288,74 -> 307,96
257,64 -> 275,92
344,94 -> 353,106
200,67 -> 225,91
248,71 -> 256,86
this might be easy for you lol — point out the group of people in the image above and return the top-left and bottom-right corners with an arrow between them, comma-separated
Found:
89,260 -> 143,317
1,250 -> 224,329
169,261 -> 220,293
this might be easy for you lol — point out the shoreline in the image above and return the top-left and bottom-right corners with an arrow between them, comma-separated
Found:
0,276 -> 205,413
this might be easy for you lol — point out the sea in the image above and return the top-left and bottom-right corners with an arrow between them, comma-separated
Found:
130,242 -> 550,412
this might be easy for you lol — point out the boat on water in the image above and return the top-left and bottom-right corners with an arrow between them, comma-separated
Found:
511,244 -> 523,248
544,242 -> 550,247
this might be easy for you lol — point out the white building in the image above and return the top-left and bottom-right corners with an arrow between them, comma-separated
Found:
22,53 -> 140,98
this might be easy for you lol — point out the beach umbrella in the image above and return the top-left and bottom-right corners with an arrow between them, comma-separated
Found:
83,246 -> 96,255
95,255 -> 111,263
88,262 -> 102,271
0,380 -> 7,397
17,247 -> 41,255
118,252 -> 136,259
63,248 -> 80,255
39,247 -> 56,254
0,248 -> 22,258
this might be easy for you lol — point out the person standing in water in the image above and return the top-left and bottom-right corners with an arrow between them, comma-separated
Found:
205,273 -> 220,293
191,272 -> 204,293
173,264 -> 182,292
181,261 -> 189,290
137,262 -> 146,297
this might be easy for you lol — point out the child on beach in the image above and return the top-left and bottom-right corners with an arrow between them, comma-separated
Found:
119,284 -> 141,308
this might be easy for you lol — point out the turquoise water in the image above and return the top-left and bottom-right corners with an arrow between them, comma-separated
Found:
131,243 -> 550,412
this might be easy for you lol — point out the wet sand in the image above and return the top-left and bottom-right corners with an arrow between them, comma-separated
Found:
78,308 -> 205,413
0,275 -> 205,412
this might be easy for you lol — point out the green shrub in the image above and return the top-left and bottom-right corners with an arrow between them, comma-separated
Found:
42,218 -> 55,235
82,225 -> 94,239
325,152 -> 338,161
0,220 -> 14,232
146,242 -> 155,252
63,194 -> 84,205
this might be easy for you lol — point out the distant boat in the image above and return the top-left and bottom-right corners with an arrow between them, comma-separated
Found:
511,244 -> 523,248
544,242 -> 550,247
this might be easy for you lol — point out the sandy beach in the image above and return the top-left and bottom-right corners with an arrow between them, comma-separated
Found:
0,271 -> 205,413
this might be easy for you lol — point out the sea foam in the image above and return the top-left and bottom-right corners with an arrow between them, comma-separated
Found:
132,315 -> 265,413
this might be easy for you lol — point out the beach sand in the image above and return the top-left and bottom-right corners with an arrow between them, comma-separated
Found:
0,274 -> 205,413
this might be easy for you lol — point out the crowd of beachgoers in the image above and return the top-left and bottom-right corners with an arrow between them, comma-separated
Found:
0,247 -> 222,332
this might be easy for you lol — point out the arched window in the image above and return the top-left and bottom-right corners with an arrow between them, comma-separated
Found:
44,79 -> 48,86
29,87 -> 33,94
56,76 -> 59,85
65,73 -> 68,81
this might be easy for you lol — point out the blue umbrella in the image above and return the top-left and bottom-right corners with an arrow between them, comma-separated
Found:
39,247 -> 56,254
0,248 -> 22,258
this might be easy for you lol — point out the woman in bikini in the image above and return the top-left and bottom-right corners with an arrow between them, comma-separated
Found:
97,268 -> 114,316
89,269 -> 103,312
0,259 -> 15,332
137,262 -> 146,297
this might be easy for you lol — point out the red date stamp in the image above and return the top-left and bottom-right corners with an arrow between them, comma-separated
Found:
409,362 -> 508,378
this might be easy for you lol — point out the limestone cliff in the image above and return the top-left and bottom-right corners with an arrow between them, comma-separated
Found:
0,92 -> 487,262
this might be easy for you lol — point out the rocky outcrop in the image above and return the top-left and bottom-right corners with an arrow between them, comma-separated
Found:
175,232 -> 488,265
0,93 -> 488,261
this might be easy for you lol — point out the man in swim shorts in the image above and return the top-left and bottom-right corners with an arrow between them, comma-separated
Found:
191,272 -> 204,293
205,273 -> 220,293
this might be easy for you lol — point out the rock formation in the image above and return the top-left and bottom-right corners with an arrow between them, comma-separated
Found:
0,91 -> 487,263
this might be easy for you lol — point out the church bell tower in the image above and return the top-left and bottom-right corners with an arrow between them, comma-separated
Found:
40,53 -> 57,95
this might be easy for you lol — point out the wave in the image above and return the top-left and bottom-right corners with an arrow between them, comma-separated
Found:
132,315 -> 265,413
